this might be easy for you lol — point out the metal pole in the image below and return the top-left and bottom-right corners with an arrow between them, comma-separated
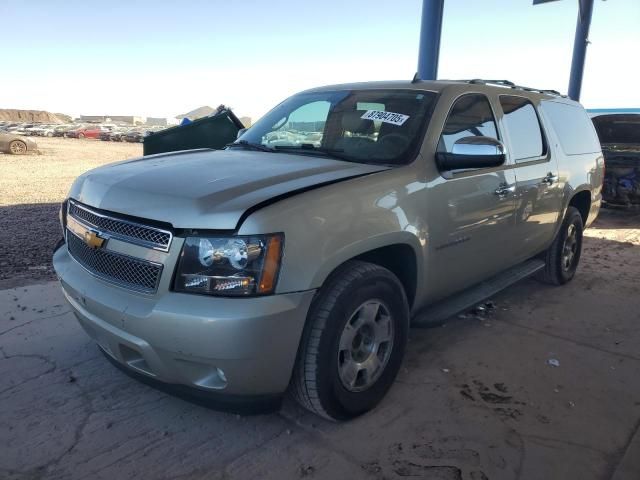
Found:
568,0 -> 595,101
417,0 -> 445,80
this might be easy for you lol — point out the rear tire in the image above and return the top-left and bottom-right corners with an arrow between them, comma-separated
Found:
536,206 -> 583,285
8,140 -> 27,155
290,261 -> 409,421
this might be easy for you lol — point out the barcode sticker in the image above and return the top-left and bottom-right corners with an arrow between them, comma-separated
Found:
360,110 -> 409,126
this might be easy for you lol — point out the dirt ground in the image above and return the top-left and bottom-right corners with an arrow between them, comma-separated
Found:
0,209 -> 639,479
0,138 -> 639,478
0,137 -> 142,288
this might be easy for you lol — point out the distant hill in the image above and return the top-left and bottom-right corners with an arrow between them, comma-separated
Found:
54,112 -> 73,123
175,106 -> 216,121
0,109 -> 69,124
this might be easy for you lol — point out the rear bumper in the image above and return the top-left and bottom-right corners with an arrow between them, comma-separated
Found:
53,244 -> 315,398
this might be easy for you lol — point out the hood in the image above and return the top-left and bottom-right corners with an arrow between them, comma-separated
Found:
69,148 -> 388,230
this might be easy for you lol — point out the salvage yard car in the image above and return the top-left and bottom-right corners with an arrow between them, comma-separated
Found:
0,132 -> 37,154
53,79 -> 603,420
592,113 -> 640,206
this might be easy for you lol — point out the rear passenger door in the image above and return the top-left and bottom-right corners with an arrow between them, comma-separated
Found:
427,93 -> 518,299
498,95 -> 562,260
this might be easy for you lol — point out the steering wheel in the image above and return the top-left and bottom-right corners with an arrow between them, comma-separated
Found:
378,133 -> 409,152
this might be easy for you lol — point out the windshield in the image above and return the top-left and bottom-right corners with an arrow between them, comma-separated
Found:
236,89 -> 437,165
592,114 -> 640,145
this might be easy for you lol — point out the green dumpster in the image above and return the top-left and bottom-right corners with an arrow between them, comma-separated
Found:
143,108 -> 245,156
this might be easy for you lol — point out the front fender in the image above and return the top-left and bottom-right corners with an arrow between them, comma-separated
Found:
237,167 -> 428,294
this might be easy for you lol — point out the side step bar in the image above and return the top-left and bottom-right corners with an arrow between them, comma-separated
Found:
412,259 -> 545,328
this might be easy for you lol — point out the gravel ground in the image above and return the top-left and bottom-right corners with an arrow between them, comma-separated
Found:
0,137 -> 142,288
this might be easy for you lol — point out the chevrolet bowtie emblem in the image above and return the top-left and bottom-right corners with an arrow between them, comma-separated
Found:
83,230 -> 105,249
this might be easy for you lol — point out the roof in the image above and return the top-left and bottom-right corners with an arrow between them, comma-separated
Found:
301,78 -> 572,102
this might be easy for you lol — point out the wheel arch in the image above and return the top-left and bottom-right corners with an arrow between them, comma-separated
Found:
568,189 -> 591,226
310,234 -> 423,310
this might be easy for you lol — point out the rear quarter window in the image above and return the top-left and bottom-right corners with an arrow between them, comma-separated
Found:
540,101 -> 601,155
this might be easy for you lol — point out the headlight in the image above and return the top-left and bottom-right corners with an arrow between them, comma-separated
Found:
174,234 -> 284,296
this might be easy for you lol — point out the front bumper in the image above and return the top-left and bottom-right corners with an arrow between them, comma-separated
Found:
53,244 -> 315,398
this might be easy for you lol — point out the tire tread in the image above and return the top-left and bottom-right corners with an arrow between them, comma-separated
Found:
290,261 -> 392,420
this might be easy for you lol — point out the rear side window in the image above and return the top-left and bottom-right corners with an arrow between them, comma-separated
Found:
540,101 -> 601,155
499,96 -> 544,161
438,94 -> 498,152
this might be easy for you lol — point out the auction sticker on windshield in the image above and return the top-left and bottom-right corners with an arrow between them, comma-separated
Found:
361,110 -> 409,126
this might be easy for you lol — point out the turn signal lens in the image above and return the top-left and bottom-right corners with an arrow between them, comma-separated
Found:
258,235 -> 283,294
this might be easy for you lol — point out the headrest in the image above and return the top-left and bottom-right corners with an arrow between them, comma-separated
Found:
342,111 -> 374,134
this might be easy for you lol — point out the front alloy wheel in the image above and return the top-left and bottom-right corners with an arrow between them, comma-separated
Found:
338,300 -> 394,392
291,261 -> 409,421
9,140 -> 27,155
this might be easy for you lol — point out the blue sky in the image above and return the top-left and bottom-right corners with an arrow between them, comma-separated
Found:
1,0 -> 638,120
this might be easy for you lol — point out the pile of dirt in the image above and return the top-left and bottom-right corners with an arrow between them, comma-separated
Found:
176,106 -> 216,120
0,109 -> 70,124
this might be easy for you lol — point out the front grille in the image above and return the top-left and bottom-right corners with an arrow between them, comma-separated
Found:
67,233 -> 163,293
68,201 -> 172,251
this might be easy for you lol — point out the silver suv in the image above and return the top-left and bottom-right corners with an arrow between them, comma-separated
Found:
53,79 -> 604,420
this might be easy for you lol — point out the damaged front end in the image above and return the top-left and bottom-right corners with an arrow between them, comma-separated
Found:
592,114 -> 640,206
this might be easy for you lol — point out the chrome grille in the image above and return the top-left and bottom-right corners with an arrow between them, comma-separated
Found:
67,233 -> 163,293
68,200 -> 172,251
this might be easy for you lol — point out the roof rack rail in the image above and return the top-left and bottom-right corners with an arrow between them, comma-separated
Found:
459,79 -> 566,97
468,79 -> 515,86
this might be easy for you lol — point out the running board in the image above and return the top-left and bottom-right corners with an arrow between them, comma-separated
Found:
412,259 -> 545,328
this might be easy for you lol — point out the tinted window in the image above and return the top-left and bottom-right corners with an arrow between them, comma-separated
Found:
238,89 -> 437,165
499,96 -> 544,161
439,94 -> 498,152
540,101 -> 601,155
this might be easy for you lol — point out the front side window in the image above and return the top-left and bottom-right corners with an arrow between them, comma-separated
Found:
236,89 -> 437,165
499,95 -> 544,161
438,93 -> 498,153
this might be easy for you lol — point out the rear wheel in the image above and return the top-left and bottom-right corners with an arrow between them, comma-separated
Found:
537,206 -> 583,285
8,140 -> 27,155
291,261 -> 409,421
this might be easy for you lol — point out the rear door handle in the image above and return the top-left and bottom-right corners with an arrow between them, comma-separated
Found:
542,172 -> 559,185
494,184 -> 516,197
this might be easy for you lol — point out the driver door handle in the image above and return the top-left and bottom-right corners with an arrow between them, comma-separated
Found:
542,172 -> 559,185
494,184 -> 516,197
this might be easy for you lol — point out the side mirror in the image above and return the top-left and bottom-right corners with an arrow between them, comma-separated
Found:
236,128 -> 248,139
437,136 -> 506,171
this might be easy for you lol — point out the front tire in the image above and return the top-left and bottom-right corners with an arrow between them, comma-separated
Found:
537,206 -> 584,285
291,261 -> 409,421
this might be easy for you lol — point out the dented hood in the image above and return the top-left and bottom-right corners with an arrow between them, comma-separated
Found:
68,148 -> 387,229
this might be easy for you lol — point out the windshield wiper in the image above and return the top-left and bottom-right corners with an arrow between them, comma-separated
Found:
226,140 -> 274,152
273,144 -> 355,163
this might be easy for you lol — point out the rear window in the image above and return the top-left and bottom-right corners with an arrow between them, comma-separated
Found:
499,96 -> 544,161
540,101 -> 600,155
